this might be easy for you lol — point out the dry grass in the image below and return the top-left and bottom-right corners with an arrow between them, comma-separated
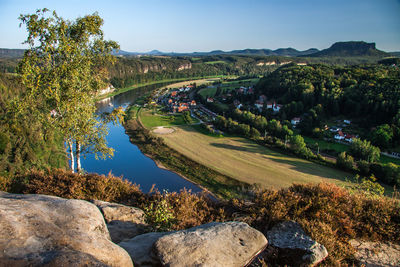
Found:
158,125 -> 352,189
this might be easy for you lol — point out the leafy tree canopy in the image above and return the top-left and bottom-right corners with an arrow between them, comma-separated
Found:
15,9 -> 121,172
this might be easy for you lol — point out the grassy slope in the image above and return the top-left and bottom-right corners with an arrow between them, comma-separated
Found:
158,125 -> 352,189
140,109 -> 187,128
198,78 -> 259,98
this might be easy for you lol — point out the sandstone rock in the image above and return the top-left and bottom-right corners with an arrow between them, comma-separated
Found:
119,232 -> 169,267
266,221 -> 328,266
154,221 -> 268,267
92,199 -> 149,243
0,192 -> 133,267
349,239 -> 400,267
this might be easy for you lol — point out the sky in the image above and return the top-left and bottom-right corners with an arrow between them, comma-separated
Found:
0,0 -> 399,52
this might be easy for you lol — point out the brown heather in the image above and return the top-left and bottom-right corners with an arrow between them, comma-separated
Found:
1,169 -> 399,265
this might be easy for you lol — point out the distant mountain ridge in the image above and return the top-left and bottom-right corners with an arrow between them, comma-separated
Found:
0,48 -> 25,58
1,41 -> 396,59
117,47 -> 322,57
307,41 -> 388,57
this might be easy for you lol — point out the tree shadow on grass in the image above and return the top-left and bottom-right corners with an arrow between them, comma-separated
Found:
209,141 -> 351,183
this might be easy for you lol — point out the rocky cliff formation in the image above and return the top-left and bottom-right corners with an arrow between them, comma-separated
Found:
0,191 -> 336,266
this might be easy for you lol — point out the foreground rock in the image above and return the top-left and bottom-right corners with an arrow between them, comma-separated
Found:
92,200 -> 149,243
119,232 -> 170,267
0,192 -> 133,267
154,221 -> 267,267
266,221 -> 328,266
349,239 -> 400,267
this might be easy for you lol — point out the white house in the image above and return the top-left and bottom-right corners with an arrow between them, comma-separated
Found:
273,103 -> 282,113
291,117 -> 301,125
334,131 -> 345,141
255,101 -> 264,111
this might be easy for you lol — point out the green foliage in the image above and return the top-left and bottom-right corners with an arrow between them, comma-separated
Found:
356,160 -> 370,175
336,152 -> 355,171
0,72 -> 66,176
16,9 -> 120,172
348,175 -> 385,197
182,111 -> 192,124
144,197 -> 177,231
256,63 -> 400,131
370,124 -> 393,149
289,134 -> 314,158
349,138 -> 380,162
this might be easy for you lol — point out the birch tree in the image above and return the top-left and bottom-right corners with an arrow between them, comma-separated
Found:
17,8 -> 121,172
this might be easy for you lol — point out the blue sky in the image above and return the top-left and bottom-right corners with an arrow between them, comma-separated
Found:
1,0 -> 399,52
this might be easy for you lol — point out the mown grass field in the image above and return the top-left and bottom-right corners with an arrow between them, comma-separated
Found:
198,78 -> 259,99
204,60 -> 227,65
157,125 -> 352,189
140,109 -> 187,128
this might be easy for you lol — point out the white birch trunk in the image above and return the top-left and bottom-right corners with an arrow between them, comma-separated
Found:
76,141 -> 81,173
68,140 -> 75,173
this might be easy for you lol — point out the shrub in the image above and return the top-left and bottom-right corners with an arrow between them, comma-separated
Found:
349,138 -> 380,162
243,183 -> 400,265
336,152 -> 355,171
357,160 -> 370,175
6,169 -> 146,204
144,197 -> 176,231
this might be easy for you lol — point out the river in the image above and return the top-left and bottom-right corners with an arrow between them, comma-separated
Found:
81,83 -> 202,193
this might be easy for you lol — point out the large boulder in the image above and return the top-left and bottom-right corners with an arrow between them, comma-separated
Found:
119,232 -> 170,267
349,239 -> 400,267
266,221 -> 328,266
92,200 -> 149,243
154,221 -> 268,267
0,192 -> 133,267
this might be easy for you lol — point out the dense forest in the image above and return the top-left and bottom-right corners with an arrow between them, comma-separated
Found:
256,63 -> 400,148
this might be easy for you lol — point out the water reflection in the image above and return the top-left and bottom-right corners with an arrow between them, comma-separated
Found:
82,83 -> 202,193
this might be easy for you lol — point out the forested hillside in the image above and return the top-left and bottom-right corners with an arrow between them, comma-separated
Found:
0,73 -> 65,176
256,63 -> 400,126
255,63 -> 400,149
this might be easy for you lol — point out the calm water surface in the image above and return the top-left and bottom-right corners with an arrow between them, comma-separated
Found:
81,84 -> 202,193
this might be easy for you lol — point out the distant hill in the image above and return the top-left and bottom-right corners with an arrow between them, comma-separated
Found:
0,48 -> 25,58
2,41 -> 393,59
306,41 -> 388,57
132,48 -> 321,57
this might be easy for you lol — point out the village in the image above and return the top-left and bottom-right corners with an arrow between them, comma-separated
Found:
152,81 -> 358,147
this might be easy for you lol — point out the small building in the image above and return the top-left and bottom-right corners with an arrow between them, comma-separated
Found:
345,133 -> 356,143
206,97 -> 214,103
266,102 -> 273,109
255,100 -> 264,111
344,120 -> 351,125
291,117 -> 301,125
234,100 -> 241,109
273,102 -> 282,113
329,126 -> 341,132
334,131 -> 345,141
